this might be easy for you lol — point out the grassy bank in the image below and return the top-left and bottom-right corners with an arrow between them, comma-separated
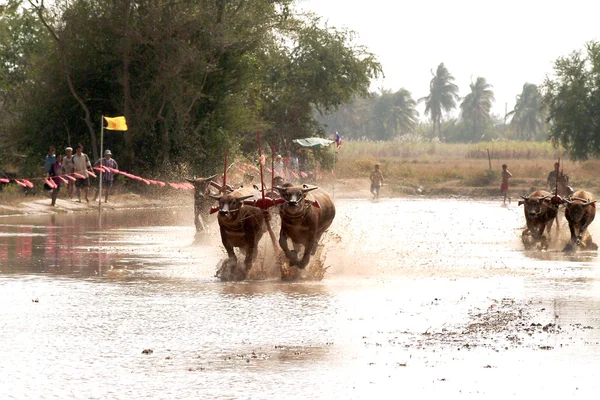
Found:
335,141 -> 600,197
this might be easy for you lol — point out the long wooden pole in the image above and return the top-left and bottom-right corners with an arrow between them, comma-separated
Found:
222,146 -> 228,194
99,116 -> 104,216
257,132 -> 278,249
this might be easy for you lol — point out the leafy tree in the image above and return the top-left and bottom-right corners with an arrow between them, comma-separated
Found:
507,83 -> 546,141
0,0 -> 381,176
543,41 -> 600,160
460,77 -> 495,140
421,63 -> 459,141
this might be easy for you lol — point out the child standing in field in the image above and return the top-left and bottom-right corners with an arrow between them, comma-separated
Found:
501,164 -> 512,204
370,164 -> 384,199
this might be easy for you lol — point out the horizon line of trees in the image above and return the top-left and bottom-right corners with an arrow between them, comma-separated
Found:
320,47 -> 600,161
318,64 -> 548,145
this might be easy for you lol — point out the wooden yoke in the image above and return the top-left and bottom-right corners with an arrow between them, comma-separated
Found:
256,131 -> 279,249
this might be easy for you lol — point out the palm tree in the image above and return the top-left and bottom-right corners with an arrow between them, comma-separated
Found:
372,88 -> 419,140
460,77 -> 495,140
421,63 -> 459,141
507,83 -> 545,140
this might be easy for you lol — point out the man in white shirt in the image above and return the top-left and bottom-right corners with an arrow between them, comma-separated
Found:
72,143 -> 92,202
62,147 -> 75,199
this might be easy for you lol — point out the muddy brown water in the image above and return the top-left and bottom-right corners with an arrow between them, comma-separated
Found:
1,199 -> 600,399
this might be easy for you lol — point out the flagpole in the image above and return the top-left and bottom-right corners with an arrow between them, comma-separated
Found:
332,142 -> 336,200
99,115 -> 104,215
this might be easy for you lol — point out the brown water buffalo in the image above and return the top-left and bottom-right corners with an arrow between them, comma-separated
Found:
275,184 -> 335,269
210,188 -> 265,279
186,175 -> 217,233
564,190 -> 597,251
518,190 -> 559,248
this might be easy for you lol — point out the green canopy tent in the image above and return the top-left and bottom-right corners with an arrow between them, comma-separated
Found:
292,138 -> 334,148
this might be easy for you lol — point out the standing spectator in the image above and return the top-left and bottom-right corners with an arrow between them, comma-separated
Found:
72,143 -> 92,203
93,149 -> 119,203
547,162 -> 560,190
49,154 -> 63,206
500,164 -> 512,204
62,147 -> 75,199
44,146 -> 56,176
370,164 -> 384,199
274,155 -> 284,178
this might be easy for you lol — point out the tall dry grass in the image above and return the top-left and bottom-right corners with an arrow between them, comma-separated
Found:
335,141 -> 600,193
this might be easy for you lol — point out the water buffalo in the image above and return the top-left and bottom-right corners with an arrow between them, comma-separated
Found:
275,184 -> 335,268
186,175 -> 217,233
518,190 -> 559,248
564,190 -> 597,251
210,188 -> 265,279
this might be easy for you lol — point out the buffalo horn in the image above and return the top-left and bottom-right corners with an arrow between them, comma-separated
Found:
236,195 -> 255,201
302,184 -> 318,193
185,178 -> 195,183
208,194 -> 221,200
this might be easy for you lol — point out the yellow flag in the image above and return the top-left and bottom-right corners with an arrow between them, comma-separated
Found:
104,116 -> 128,131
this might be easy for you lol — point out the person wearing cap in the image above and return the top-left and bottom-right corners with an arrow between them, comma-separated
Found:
93,149 -> 119,203
274,154 -> 284,178
72,144 -> 92,202
62,147 -> 75,199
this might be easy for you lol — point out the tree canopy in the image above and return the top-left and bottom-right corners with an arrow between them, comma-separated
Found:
508,83 -> 546,141
422,63 -> 459,141
543,41 -> 600,160
460,77 -> 495,140
0,0 -> 381,175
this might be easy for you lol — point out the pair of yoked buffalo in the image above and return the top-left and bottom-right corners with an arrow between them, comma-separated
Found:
187,176 -> 335,279
519,189 -> 597,251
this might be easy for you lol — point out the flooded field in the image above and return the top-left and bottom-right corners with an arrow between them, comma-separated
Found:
1,198 -> 600,399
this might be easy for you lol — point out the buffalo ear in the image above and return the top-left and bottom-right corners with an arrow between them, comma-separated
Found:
518,200 -> 524,206
274,186 -> 286,194
185,178 -> 196,184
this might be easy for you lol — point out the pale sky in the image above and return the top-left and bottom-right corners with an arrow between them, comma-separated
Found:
300,0 -> 600,119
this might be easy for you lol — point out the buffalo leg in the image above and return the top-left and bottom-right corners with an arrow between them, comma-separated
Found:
297,228 -> 317,269
279,231 -> 299,265
194,205 -> 201,232
220,227 -> 237,264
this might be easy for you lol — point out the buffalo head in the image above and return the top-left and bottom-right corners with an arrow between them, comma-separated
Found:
564,197 -> 596,223
185,174 -> 217,197
276,184 -> 318,210
210,193 -> 255,218
519,194 -> 551,217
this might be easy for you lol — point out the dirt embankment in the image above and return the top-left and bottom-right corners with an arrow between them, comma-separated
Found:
0,191 -> 191,217
2,176 -> 597,218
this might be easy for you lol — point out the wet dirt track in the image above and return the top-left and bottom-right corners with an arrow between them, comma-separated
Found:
1,199 -> 599,399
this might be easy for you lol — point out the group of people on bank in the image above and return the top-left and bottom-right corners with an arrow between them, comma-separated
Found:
44,144 -> 118,206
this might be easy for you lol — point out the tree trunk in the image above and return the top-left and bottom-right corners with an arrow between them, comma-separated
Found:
122,0 -> 134,163
32,1 -> 98,159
